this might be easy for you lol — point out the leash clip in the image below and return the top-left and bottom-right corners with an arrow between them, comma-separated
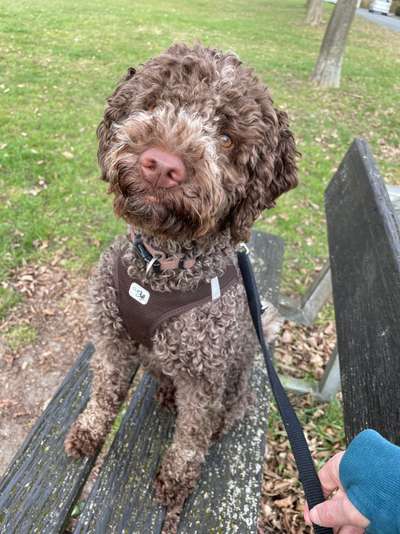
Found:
237,242 -> 250,255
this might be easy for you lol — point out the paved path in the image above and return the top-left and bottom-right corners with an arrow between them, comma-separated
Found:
357,8 -> 400,32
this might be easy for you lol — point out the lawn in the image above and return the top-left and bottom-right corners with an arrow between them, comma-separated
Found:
1,0 -> 399,316
1,1 -> 399,530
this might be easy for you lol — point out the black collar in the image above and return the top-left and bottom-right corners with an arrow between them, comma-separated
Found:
132,233 -> 161,274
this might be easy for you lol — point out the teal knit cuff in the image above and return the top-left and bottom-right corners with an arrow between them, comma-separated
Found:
339,429 -> 400,534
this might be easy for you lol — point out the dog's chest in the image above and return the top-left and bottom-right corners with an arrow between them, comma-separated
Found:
113,252 -> 239,349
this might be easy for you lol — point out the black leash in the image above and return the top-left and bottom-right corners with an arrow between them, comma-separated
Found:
237,248 -> 333,534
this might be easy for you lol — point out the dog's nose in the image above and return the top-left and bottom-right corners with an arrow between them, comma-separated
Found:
139,148 -> 186,189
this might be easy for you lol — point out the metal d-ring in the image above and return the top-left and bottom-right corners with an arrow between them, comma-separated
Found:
145,256 -> 159,276
237,242 -> 250,255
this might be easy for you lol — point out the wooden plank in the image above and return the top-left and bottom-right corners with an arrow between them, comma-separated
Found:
279,262 -> 332,325
325,138 -> 400,444
300,262 -> 332,323
0,344 -> 97,534
387,184 -> 400,219
249,230 -> 285,307
316,346 -> 341,401
73,357 -> 269,533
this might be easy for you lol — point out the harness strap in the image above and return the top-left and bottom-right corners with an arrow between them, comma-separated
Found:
237,249 -> 333,534
115,252 -> 239,349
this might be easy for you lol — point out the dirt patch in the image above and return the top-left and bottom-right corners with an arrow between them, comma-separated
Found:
0,259 -> 89,476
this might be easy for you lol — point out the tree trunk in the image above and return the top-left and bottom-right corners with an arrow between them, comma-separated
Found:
311,0 -> 358,88
305,0 -> 323,26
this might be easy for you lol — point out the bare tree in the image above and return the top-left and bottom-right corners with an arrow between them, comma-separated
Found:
311,0 -> 358,88
305,0 -> 323,26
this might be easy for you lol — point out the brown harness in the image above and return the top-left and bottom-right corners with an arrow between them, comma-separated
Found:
114,253 -> 239,349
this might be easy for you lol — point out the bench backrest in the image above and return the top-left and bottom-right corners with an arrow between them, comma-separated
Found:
325,138 -> 400,445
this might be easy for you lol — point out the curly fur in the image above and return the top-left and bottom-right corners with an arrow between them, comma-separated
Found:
64,43 -> 298,532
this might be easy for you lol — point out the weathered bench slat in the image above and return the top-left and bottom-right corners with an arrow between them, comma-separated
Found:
0,344 -> 97,533
74,358 -> 269,533
249,230 -> 284,307
325,138 -> 400,445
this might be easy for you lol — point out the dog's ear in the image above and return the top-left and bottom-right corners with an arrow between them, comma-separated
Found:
268,109 -> 298,203
97,67 -> 136,181
230,108 -> 298,243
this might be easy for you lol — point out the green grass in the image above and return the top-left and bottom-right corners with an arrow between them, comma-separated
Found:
3,324 -> 38,352
0,286 -> 22,320
1,0 -> 399,305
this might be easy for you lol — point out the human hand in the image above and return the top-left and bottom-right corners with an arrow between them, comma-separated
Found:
304,451 -> 370,534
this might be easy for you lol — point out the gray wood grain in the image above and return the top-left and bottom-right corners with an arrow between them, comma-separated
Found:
387,184 -> 400,219
0,344 -> 97,534
73,357 -> 269,534
249,230 -> 284,307
325,138 -> 400,444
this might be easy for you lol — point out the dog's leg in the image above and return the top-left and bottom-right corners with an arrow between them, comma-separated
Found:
65,242 -> 140,458
155,375 -> 176,412
154,376 -> 224,530
64,333 -> 139,458
217,354 -> 255,438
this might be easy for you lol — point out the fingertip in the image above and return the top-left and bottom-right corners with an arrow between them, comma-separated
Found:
309,506 -> 319,524
303,508 -> 311,526
304,513 -> 312,526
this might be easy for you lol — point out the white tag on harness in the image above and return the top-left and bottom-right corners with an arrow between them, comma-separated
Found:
211,277 -> 221,301
129,282 -> 150,305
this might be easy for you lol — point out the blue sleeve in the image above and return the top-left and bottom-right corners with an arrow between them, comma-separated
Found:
339,429 -> 400,534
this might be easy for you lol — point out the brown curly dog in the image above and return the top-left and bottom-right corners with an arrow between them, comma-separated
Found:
64,43 -> 298,532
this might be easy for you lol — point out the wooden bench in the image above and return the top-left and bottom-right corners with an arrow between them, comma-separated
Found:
325,138 -> 400,445
279,138 -> 400,444
0,232 -> 284,534
279,139 -> 400,410
1,137 -> 399,532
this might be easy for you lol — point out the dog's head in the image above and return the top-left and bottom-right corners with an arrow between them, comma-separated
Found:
98,44 -> 298,243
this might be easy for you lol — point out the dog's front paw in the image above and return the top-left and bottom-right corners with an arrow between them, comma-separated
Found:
261,301 -> 284,344
64,418 -> 103,458
154,447 -> 200,508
